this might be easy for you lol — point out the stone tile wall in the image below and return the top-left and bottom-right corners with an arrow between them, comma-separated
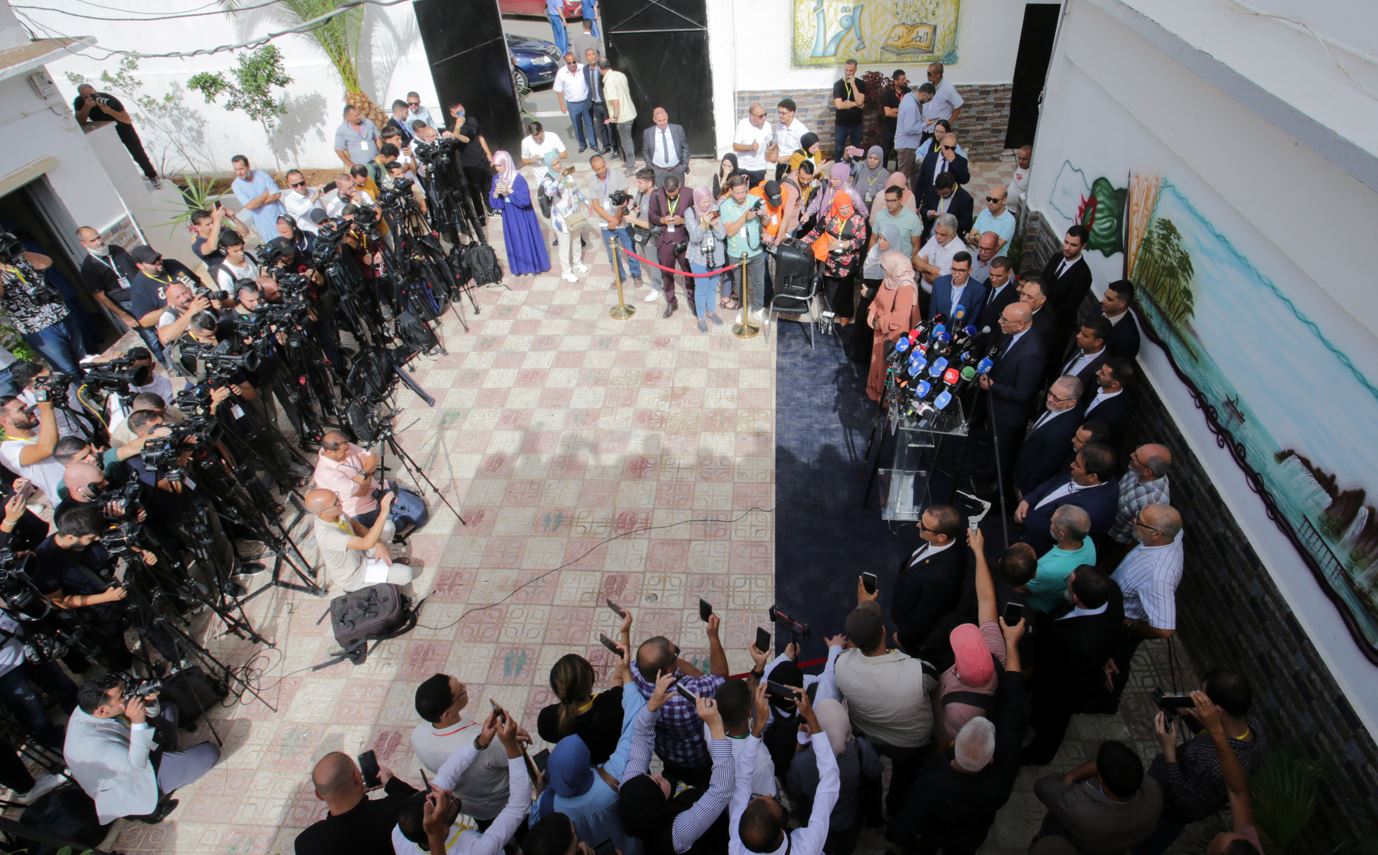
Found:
733,82 -> 1013,161
1022,210 -> 1378,851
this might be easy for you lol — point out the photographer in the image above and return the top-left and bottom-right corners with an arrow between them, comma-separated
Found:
0,477 -> 48,551
128,246 -> 209,336
718,174 -> 768,323
12,360 -> 95,441
304,488 -> 412,592
0,236 -> 85,377
314,430 -> 428,542
155,283 -> 214,347
63,673 -> 221,825
100,346 -> 176,439
588,154 -> 642,289
0,395 -> 64,505
212,230 -> 259,299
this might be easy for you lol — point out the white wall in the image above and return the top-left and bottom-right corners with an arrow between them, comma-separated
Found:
705,0 -> 1048,155
0,70 -> 127,232
1029,0 -> 1378,736
20,0 -> 439,172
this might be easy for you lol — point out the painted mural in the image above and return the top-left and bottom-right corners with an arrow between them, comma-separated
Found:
1051,161 -> 1378,658
791,0 -> 961,67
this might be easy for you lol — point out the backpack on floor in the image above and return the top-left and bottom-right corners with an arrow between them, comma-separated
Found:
161,665 -> 228,728
20,785 -> 109,854
466,243 -> 503,285
329,583 -> 415,664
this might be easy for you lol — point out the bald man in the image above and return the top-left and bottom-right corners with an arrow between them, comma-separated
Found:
295,751 -> 419,855
1105,444 -> 1173,564
306,488 -> 411,592
978,302 -> 1046,490
1107,503 -> 1184,703
75,226 -> 141,332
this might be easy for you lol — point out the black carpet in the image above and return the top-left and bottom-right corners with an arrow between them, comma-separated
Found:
773,322 -> 920,662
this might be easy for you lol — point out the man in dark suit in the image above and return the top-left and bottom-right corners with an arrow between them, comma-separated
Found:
642,106 -> 689,188
1015,442 -> 1119,555
1100,279 -> 1141,359
1012,376 -> 1086,499
1019,277 -> 1060,362
975,257 -> 1019,331
914,132 -> 970,215
977,302 -> 1045,495
1023,569 -> 1125,765
647,175 -> 694,319
1049,316 -> 1111,396
1041,225 -> 1093,348
1082,357 -> 1133,436
892,504 -> 968,655
928,251 -> 987,323
921,173 -> 974,239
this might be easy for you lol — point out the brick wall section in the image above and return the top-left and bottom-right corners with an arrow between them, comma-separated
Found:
733,82 -> 1012,161
1021,210 -> 1378,850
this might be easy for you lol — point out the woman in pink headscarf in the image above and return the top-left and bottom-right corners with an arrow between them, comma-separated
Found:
865,250 -> 918,401
489,150 -> 550,277
805,161 -> 870,229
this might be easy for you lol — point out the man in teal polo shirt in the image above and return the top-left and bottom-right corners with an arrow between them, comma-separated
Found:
718,174 -> 766,322
1026,505 -> 1097,612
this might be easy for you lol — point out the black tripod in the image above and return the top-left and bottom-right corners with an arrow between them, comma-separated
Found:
369,411 -> 465,526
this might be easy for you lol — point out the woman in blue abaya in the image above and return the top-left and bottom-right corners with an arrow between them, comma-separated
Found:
489,150 -> 550,277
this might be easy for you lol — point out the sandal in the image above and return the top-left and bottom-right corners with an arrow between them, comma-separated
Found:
721,297 -> 741,310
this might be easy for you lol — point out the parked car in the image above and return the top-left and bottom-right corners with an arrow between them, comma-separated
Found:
499,0 -> 581,19
507,33 -> 562,91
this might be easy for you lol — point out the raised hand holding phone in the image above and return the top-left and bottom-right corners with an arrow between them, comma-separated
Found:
646,669 -> 676,712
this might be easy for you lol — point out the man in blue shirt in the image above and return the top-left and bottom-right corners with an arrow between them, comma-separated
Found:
970,184 -> 1016,251
718,175 -> 767,323
230,155 -> 286,242
547,0 -> 569,55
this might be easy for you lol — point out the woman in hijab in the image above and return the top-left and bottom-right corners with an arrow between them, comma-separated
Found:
618,672 -> 733,855
711,153 -> 742,199
853,223 -> 905,366
784,698 -> 883,855
851,146 -> 889,211
808,162 -> 870,224
531,648 -> 645,855
865,250 -> 918,401
489,150 -> 550,277
802,190 -> 869,323
684,188 -> 727,332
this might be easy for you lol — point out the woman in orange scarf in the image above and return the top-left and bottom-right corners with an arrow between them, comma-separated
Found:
802,190 -> 868,323
866,250 -> 918,401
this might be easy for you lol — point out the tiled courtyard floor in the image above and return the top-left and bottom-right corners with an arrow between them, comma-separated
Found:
18,156 -> 1221,854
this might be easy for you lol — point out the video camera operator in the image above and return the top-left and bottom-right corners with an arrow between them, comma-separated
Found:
0,394 -> 63,505
0,603 -> 77,750
109,391 -> 186,448
94,345 -> 176,439
63,673 -> 221,825
155,282 -> 213,347
10,360 -> 96,441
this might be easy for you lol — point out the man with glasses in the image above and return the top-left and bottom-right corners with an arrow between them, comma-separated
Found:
304,487 -> 412,593
281,170 -> 326,235
773,99 -> 810,180
892,504 -> 967,656
929,250 -> 986,323
554,52 -> 596,154
916,131 -> 971,219
1012,376 -> 1086,499
1106,503 -> 1184,702
732,103 -> 775,186
403,91 -> 434,130
1105,444 -> 1172,568
970,184 -> 1015,250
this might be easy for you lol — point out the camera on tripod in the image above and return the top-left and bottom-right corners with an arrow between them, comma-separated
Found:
378,178 -> 416,210
83,353 -> 150,392
180,339 -> 261,384
413,137 -> 461,165
0,549 -> 50,623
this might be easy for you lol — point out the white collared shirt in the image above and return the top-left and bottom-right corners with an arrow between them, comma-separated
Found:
907,537 -> 957,568
1085,387 -> 1123,415
1063,346 -> 1105,377
734,117 -> 775,172
651,126 -> 679,168
775,117 -> 809,159
1030,405 -> 1072,433
1034,479 -> 1092,510
1058,601 -> 1109,620
553,63 -> 590,102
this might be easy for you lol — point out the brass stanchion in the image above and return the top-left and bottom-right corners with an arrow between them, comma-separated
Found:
609,244 -> 635,320
731,254 -> 760,339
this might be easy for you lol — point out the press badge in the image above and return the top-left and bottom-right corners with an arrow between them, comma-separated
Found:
230,404 -> 246,420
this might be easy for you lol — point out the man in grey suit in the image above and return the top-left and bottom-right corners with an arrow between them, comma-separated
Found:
63,675 -> 221,824
643,106 -> 689,188
1034,740 -> 1163,852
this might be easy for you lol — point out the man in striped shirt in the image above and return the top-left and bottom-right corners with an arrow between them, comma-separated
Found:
1106,504 -> 1184,703
1104,444 -> 1173,568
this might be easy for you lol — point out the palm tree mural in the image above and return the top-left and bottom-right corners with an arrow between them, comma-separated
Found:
1133,217 -> 1196,327
219,0 -> 387,128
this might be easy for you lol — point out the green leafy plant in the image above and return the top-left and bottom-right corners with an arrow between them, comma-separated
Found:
1250,741 -> 1321,851
187,46 -> 293,168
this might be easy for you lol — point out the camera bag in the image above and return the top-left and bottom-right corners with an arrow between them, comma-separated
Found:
465,243 -> 503,286
329,583 -> 415,664
161,665 -> 228,728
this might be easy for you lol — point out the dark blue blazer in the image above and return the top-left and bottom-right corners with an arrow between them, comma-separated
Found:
987,331 -> 1046,440
1105,311 -> 1141,359
929,275 -> 988,325
1012,409 -> 1082,497
1019,476 -> 1118,554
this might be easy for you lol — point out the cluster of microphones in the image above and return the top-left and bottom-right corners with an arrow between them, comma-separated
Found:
883,305 -> 1001,421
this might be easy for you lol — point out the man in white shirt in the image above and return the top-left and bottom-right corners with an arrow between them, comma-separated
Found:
1009,145 -> 1032,214
774,99 -> 809,179
642,107 -> 688,188
281,170 -> 326,234
733,103 -> 776,186
324,172 -> 374,218
0,395 -> 62,504
1108,504 -> 1184,699
923,63 -> 964,133
520,121 -> 568,185
405,91 -> 436,131
553,52 -> 595,153
912,213 -> 968,292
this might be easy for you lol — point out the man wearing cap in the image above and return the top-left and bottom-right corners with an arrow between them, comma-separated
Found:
933,528 -> 1008,748
749,180 -> 785,245
127,247 -> 206,334
832,596 -> 936,817
889,615 -> 1026,853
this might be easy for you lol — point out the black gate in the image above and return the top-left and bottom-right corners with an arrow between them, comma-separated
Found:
602,0 -> 715,159
413,0 -> 524,155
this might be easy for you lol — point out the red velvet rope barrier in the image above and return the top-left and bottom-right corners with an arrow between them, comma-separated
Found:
728,655 -> 828,681
617,245 -> 742,278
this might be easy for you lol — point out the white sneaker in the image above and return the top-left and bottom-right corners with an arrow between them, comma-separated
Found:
19,772 -> 64,803
561,272 -> 579,283
643,289 -> 661,302
751,308 -> 767,324
574,264 -> 590,275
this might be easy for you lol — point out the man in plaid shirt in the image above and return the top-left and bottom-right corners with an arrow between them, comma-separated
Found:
1104,443 -> 1171,567
632,614 -> 729,787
